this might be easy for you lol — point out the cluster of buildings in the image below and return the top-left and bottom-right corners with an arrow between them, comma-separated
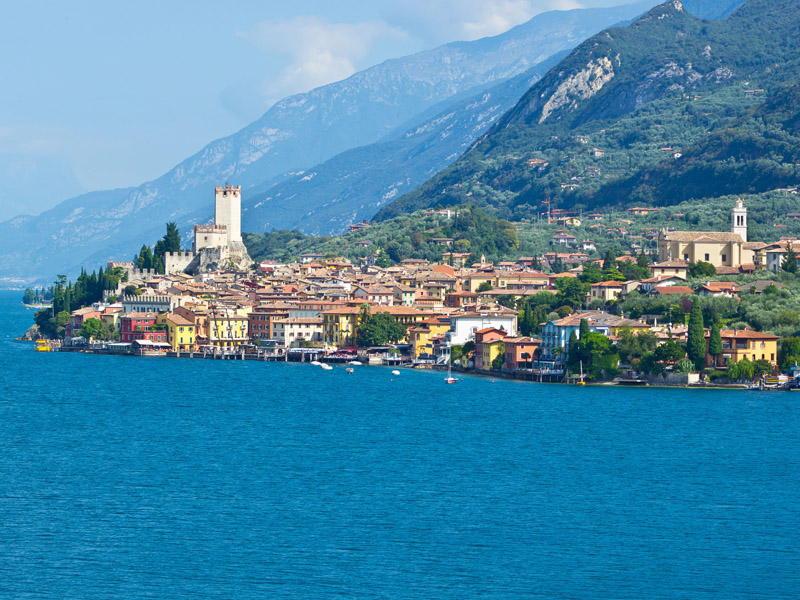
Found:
60,194 -> 784,377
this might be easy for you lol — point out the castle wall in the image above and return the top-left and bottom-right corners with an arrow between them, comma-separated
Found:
165,251 -> 198,274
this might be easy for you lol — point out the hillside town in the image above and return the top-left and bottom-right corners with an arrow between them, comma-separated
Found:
36,187 -> 799,386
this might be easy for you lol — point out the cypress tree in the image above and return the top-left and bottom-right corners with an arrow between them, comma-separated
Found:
783,243 -> 797,273
164,222 -> 181,253
708,322 -> 723,367
602,248 -> 616,270
687,299 -> 706,370
521,303 -> 533,336
579,318 -> 590,339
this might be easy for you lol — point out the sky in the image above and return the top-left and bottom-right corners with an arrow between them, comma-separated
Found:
0,0 -> 634,219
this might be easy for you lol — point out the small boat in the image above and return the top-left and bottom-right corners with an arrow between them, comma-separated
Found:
445,361 -> 458,384
310,360 -> 322,366
348,360 -> 362,366
346,368 -> 354,374
320,363 -> 333,370
391,370 -> 400,375
34,340 -> 53,352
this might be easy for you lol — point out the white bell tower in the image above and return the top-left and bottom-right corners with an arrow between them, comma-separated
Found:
731,198 -> 747,242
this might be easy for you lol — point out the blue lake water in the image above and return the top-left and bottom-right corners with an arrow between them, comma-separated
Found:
1,289 -> 798,598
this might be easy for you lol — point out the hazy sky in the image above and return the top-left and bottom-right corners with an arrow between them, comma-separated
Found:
0,0 -> 633,215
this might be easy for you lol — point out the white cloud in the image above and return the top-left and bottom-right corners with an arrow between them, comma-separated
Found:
237,17 -> 406,107
382,0 -> 585,45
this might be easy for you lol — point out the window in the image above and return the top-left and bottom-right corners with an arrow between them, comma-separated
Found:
684,254 -> 689,261
704,254 -> 710,261
722,254 -> 727,263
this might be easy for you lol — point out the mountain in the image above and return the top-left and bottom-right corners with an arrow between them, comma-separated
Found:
374,0 -> 800,223
0,0 -> 664,285
239,52 -> 569,235
0,155 -> 86,221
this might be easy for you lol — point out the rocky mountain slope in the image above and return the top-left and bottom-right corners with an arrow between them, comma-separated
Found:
374,0 -> 799,222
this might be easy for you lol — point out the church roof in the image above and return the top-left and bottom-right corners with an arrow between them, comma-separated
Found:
663,231 -> 742,243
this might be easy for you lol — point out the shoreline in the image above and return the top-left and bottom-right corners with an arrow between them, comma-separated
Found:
27,339 -> 763,390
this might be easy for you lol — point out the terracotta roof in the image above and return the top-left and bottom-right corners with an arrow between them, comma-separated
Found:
166,314 -> 194,326
719,330 -> 779,340
663,231 -> 743,243
653,286 -> 694,295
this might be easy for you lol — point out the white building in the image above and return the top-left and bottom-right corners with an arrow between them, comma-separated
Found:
272,318 -> 324,347
121,293 -> 180,315
445,307 -> 518,345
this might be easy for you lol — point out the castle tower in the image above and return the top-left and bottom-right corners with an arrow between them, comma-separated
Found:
731,198 -> 747,242
214,185 -> 242,244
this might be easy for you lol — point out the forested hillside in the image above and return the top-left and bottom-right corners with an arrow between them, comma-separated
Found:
374,0 -> 800,223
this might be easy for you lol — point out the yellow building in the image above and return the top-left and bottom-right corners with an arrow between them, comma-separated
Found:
589,280 -> 625,303
473,327 -> 508,371
408,316 -> 451,359
101,308 -> 123,336
208,314 -> 249,348
462,273 -> 497,292
157,313 -> 196,351
706,330 -> 779,368
321,305 -> 427,347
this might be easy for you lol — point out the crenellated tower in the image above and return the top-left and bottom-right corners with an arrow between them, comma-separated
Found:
215,185 -> 242,244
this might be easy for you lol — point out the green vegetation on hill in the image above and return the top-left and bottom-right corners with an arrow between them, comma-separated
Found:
373,0 -> 800,224
34,268 -> 125,339
244,206 -> 518,265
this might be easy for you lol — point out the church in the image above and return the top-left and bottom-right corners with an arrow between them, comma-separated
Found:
165,185 -> 252,274
657,199 -> 761,269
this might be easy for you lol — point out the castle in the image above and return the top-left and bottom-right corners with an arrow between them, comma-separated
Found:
165,185 -> 252,274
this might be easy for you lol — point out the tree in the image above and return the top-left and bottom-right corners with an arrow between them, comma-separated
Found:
579,318 -> 590,340
477,281 -> 493,292
137,244 -> 153,270
496,294 -> 516,309
687,299 -> 706,370
79,317 -> 107,341
164,222 -> 181,253
521,352 -> 531,369
708,322 -> 723,367
356,310 -> 408,347
555,306 -> 573,318
688,261 -> 716,278
450,345 -> 464,365
602,248 -> 616,270
783,243 -> 797,273
753,359 -> 773,378
778,337 -> 800,371
728,357 -> 754,381
492,344 -> 505,371
554,277 -> 588,308
520,303 -> 534,337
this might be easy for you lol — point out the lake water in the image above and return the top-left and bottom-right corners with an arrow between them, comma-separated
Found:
1,290 -> 798,598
